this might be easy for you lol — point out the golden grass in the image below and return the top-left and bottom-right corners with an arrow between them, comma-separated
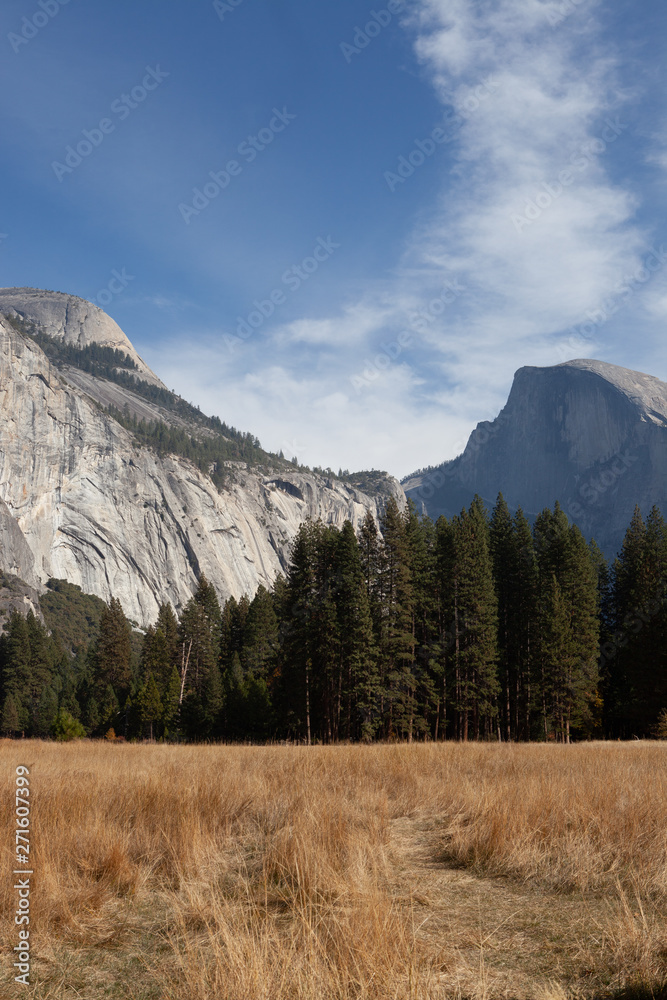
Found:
1,741 -> 666,999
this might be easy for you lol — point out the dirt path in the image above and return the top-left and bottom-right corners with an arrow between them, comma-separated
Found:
387,814 -> 615,999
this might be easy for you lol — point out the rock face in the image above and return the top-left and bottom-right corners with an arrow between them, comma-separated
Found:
0,300 -> 404,626
0,287 -> 164,386
403,359 -> 667,558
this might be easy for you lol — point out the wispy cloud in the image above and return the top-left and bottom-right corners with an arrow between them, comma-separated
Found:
145,0 -> 655,479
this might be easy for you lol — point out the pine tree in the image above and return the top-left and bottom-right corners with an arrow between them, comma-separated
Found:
610,506 -> 667,735
490,494 -> 515,740
156,603 -> 180,668
511,508 -> 538,739
633,506 -> 667,733
562,525 -> 601,740
277,519 -> 342,742
335,520 -> 378,740
242,585 -> 279,681
536,573 -> 572,740
96,597 -> 132,697
453,497 -> 499,740
160,665 -> 181,738
178,575 -> 222,701
202,662 -> 224,738
379,497 -> 415,739
1,694 -> 20,736
142,605 -> 180,698
1,612 -> 33,732
434,516 -> 456,740
35,686 -> 59,737
139,672 -> 163,740
99,683 -> 120,733
82,695 -> 100,735
404,505 -> 440,739
533,506 -> 600,741
309,522 -> 340,742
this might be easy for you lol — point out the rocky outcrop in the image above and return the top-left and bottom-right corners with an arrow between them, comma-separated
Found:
0,309 -> 404,626
0,572 -> 42,627
403,359 -> 667,558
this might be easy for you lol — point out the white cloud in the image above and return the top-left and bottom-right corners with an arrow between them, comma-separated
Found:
271,302 -> 390,347
145,0 -> 652,480
143,338 -> 468,479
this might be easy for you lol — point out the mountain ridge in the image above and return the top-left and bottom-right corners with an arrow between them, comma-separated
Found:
0,286 -> 165,387
0,290 -> 404,625
403,358 -> 667,556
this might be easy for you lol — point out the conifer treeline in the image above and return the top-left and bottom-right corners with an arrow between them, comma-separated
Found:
1,496 -> 666,742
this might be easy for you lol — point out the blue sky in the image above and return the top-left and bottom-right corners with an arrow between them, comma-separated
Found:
1,0 -> 666,478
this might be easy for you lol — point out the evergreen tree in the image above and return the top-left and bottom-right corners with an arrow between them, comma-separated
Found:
609,506 -> 667,735
241,585 -> 279,681
533,507 -> 600,741
452,497 -> 499,740
96,597 -> 132,697
178,575 -> 222,731
82,695 -> 100,736
202,661 -> 223,738
335,520 -> 378,740
1,694 -> 20,736
139,672 -> 163,740
490,494 -> 515,740
162,665 -> 182,738
379,497 -> 416,739
358,509 -> 383,634
156,603 -> 180,667
1,612 -> 33,732
35,686 -> 59,737
141,618 -> 178,699
99,684 -> 120,733
277,519 -> 323,742
536,573 -> 572,740
510,508 -> 538,739
562,525 -> 601,739
434,516 -> 457,740
404,506 -> 439,740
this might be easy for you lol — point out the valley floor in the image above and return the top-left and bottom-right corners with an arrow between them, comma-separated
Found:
1,741 -> 666,1000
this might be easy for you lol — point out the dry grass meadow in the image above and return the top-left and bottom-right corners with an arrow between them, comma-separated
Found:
1,741 -> 667,1000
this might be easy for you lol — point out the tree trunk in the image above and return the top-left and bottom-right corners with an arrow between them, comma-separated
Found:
305,661 -> 312,746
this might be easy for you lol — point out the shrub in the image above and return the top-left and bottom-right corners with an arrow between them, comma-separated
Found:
51,709 -> 86,742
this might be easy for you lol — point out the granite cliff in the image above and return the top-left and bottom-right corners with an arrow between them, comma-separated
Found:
0,289 -> 404,625
403,359 -> 667,558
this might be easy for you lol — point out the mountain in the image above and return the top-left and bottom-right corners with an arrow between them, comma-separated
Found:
0,288 -> 404,626
403,359 -> 667,558
0,286 -> 163,386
